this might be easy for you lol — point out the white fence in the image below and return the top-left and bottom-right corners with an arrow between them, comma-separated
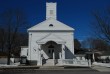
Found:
57,59 -> 91,67
0,58 -> 20,64
63,59 -> 90,67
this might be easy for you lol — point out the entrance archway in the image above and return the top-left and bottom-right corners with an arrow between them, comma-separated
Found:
41,41 -> 62,65
45,41 -> 61,59
37,39 -> 66,66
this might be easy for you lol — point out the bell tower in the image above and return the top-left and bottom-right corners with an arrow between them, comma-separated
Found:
46,2 -> 57,19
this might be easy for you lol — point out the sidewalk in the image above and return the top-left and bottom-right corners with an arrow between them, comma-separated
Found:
0,65 -> 96,71
92,65 -> 110,72
93,62 -> 110,68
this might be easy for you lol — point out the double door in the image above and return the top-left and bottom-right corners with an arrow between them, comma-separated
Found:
48,48 -> 54,59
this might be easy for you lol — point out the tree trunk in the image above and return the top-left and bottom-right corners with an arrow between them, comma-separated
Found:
7,46 -> 11,65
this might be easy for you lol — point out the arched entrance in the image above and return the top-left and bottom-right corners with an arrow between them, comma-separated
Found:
45,41 -> 61,59
37,37 -> 66,66
41,41 -> 62,66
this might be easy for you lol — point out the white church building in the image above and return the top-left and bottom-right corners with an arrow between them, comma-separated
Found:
21,2 -> 90,66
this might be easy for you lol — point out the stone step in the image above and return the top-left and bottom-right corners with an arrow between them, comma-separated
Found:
40,66 -> 64,69
44,63 -> 53,65
46,59 -> 54,61
43,64 -> 54,66
43,59 -> 54,65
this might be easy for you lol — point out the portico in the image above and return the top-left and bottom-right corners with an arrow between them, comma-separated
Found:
37,33 -> 66,66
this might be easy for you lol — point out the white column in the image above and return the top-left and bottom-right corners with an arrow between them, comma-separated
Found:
59,52 -> 62,65
93,53 -> 95,62
38,44 -> 42,66
53,52 -> 55,65
62,44 -> 65,65
88,59 -> 91,67
59,52 -> 62,59
29,33 -> 32,61
62,44 -> 65,59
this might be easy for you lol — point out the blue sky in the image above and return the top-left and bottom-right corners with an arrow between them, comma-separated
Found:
0,0 -> 110,41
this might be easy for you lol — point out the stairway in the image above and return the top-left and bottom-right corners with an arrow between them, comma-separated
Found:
43,59 -> 54,66
40,66 -> 64,70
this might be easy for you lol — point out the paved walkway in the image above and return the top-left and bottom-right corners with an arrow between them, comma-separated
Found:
1,65 -> 110,72
92,65 -> 110,72
0,68 -> 99,74
0,66 -> 97,72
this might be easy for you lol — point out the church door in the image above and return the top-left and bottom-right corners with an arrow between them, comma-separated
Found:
48,48 -> 54,59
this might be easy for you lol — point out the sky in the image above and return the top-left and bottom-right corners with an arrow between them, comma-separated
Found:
0,0 -> 110,41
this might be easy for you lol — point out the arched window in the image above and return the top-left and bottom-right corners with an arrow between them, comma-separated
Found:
49,24 -> 53,27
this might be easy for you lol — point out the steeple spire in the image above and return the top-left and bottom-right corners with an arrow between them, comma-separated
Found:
46,2 -> 57,19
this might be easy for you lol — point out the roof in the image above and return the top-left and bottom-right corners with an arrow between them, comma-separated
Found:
36,33 -> 66,44
28,18 -> 74,32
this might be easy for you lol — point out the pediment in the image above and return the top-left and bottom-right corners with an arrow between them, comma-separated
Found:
36,33 -> 66,44
28,18 -> 74,32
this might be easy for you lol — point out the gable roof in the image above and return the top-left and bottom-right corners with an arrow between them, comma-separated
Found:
28,18 -> 74,32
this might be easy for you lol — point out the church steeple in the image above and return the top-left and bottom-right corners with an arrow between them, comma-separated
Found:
46,2 -> 57,19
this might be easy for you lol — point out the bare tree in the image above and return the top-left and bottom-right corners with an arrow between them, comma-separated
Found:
0,28 -> 6,52
91,39 -> 108,51
0,9 -> 28,65
82,37 -> 109,51
74,39 -> 81,50
11,33 -> 28,56
81,37 -> 94,50
92,8 -> 110,43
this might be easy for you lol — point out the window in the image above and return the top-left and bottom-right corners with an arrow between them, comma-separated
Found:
49,24 -> 53,27
50,10 -> 53,15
